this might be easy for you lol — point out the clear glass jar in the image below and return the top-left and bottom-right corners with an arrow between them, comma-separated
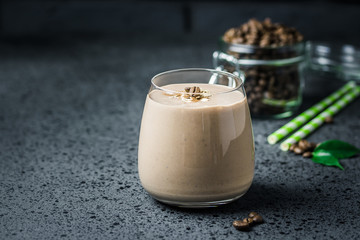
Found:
306,41 -> 360,82
214,39 -> 306,118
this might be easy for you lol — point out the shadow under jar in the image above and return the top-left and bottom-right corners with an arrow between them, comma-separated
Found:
214,39 -> 306,119
138,69 -> 255,208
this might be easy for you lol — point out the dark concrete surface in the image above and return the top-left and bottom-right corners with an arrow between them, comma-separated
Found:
0,34 -> 359,239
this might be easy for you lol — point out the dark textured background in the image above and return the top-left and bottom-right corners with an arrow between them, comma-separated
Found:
1,1 -> 360,239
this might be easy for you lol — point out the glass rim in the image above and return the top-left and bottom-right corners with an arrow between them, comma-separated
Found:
219,37 -> 306,51
214,51 -> 304,67
151,68 -> 244,95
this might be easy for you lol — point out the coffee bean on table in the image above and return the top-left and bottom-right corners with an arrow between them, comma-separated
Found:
233,212 -> 265,231
252,214 -> 264,224
288,140 -> 318,158
309,142 -> 317,151
248,212 -> 258,218
248,212 -> 264,224
324,116 -> 334,123
298,139 -> 310,151
233,220 -> 250,231
243,217 -> 254,226
302,151 -> 313,158
289,144 -> 297,152
293,147 -> 304,155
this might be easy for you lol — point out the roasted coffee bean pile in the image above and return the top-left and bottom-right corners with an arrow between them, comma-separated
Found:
289,117 -> 333,157
223,18 -> 303,47
233,212 -> 264,232
289,139 -> 318,158
244,65 -> 300,115
222,18 -> 304,116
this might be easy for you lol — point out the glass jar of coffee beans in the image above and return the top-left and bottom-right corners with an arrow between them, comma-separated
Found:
213,18 -> 306,118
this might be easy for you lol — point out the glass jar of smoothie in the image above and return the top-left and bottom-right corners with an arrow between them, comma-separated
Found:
213,40 -> 306,118
138,68 -> 254,208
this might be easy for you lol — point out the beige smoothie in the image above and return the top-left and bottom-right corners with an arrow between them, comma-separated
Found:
138,83 -> 254,204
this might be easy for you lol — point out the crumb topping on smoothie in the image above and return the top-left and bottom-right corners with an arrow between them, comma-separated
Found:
164,86 -> 211,102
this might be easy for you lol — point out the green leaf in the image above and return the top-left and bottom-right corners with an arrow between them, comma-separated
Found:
311,150 -> 344,170
314,140 -> 360,159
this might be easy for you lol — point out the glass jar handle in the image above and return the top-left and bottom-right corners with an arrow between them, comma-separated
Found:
212,51 -> 245,81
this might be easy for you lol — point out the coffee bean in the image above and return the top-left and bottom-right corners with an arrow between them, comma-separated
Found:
259,78 -> 267,87
243,217 -> 254,226
252,214 -> 264,224
264,91 -> 274,99
289,144 -> 297,152
324,116 -> 333,124
248,212 -> 258,218
233,220 -> 250,231
302,151 -> 313,158
254,86 -> 262,93
298,139 -> 310,151
247,69 -> 257,76
234,37 -> 245,44
293,147 -> 304,155
309,142 -> 317,151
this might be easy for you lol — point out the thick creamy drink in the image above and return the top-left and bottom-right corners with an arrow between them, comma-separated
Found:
138,82 -> 255,207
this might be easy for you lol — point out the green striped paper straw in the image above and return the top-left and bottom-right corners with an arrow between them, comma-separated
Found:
267,81 -> 356,145
280,86 -> 360,151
